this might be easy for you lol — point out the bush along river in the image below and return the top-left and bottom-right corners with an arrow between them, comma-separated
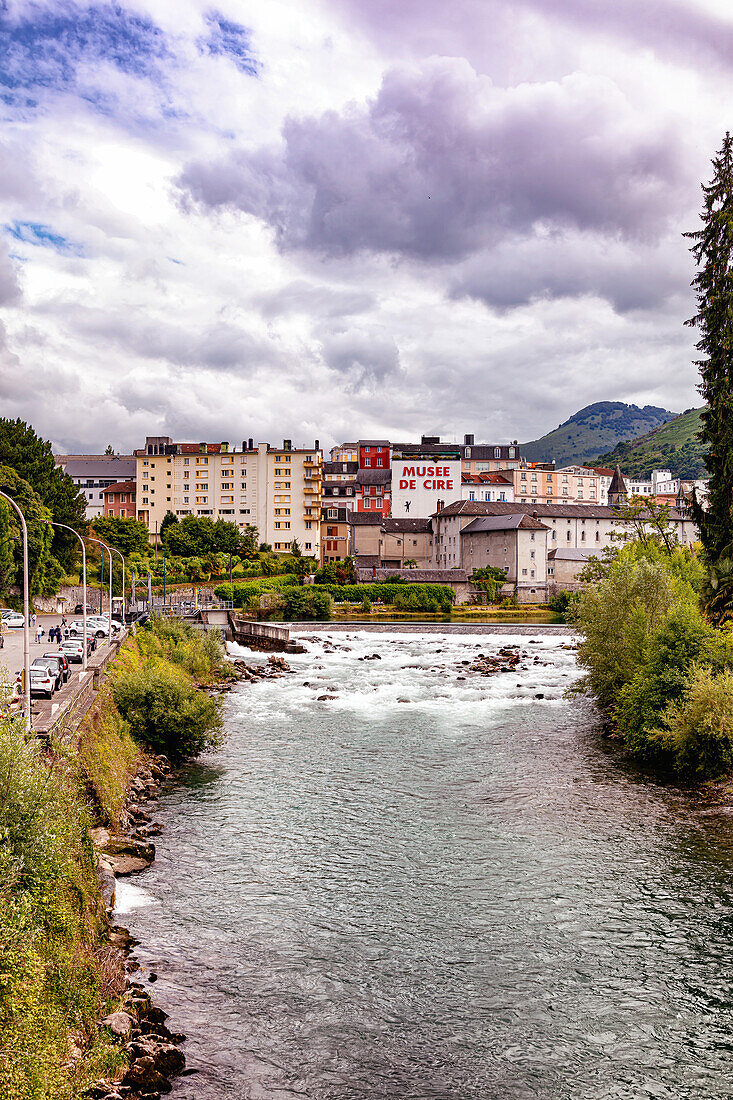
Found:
116,629 -> 733,1100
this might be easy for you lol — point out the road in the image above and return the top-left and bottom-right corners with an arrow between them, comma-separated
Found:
0,613 -> 119,728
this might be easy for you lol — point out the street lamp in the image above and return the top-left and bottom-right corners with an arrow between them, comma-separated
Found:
86,537 -> 113,627
107,545 -> 126,622
0,491 -> 31,733
49,522 -> 88,672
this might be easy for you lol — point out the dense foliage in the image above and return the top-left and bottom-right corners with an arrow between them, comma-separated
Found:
0,466 -> 62,597
281,587 -> 333,620
574,540 -> 733,777
161,514 -> 257,559
0,685 -> 126,1099
92,516 -> 150,556
685,133 -> 733,566
112,618 -> 225,761
314,559 -> 357,585
319,583 -> 455,612
0,418 -> 88,572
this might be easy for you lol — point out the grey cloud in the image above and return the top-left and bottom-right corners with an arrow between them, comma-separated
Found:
0,243 -> 21,306
180,58 -> 690,262
255,279 -> 375,320
42,302 -> 280,372
329,0 -> 733,73
451,233 -> 693,314
321,327 -> 400,391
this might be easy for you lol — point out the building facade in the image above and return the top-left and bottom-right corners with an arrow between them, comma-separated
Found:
459,514 -> 549,602
461,473 -> 515,503
135,437 -> 322,556
103,481 -> 137,518
55,455 -> 136,519
321,505 -> 350,563
433,499 -> 697,570
330,443 -> 358,463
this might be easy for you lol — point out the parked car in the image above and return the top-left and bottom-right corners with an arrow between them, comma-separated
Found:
32,657 -> 63,691
69,618 -> 108,639
58,638 -> 85,663
43,652 -> 70,683
29,666 -> 55,698
0,609 -> 24,628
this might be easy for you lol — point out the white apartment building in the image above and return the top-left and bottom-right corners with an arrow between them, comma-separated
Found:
135,437 -> 322,556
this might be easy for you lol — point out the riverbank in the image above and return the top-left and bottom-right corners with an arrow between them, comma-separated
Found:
0,618 -> 227,1100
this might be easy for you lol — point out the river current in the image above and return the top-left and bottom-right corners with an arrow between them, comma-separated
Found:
116,629 -> 733,1100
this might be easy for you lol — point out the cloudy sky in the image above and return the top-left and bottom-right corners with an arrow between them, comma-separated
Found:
0,0 -> 730,453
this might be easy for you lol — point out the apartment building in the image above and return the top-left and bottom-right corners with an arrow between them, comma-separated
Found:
321,505 -> 350,563
135,437 -> 322,556
55,454 -> 136,519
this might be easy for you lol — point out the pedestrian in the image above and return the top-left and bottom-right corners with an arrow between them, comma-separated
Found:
52,625 -> 59,644
64,626 -> 70,640
35,624 -> 43,645
31,612 -> 36,629
61,614 -> 67,627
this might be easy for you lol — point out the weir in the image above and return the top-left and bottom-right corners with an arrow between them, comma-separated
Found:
227,613 -> 291,651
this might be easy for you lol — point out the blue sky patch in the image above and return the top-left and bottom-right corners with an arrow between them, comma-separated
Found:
0,3 -> 169,93
7,221 -> 83,256
202,11 -> 258,75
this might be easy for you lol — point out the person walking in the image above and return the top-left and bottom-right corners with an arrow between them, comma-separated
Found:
35,623 -> 43,645
31,612 -> 37,630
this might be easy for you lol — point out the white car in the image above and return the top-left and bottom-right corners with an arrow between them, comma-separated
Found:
68,618 -> 109,639
58,639 -> 85,663
0,609 -> 24,628
29,666 -> 55,698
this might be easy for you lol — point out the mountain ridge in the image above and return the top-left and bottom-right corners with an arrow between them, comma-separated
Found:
521,401 -> 676,467
595,407 -> 707,479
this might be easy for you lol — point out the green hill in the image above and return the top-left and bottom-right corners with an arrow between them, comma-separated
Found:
522,401 -> 675,466
596,407 -> 707,479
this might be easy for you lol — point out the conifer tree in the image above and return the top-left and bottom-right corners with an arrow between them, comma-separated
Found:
685,132 -> 733,562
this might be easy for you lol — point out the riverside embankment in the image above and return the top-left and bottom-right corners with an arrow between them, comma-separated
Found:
0,618 -> 227,1100
116,627 -> 733,1100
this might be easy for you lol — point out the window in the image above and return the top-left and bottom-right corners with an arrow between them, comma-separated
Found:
596,531 -> 600,542
465,447 -> 471,459
508,447 -> 515,459
198,483 -> 208,490
305,521 -> 312,530
183,458 -> 189,465
469,491 -> 475,501
364,458 -> 371,467
563,475 -> 568,483
328,509 -> 337,518
530,550 -> 535,559
530,532 -> 535,541
305,543 -> 312,551
530,570 -> 535,578
581,531 -> 586,541
522,568 -> 528,575
364,498 -> 371,509
184,484 -> 189,492
494,448 -> 501,458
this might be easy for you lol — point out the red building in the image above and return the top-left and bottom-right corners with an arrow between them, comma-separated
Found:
104,481 -> 137,518
358,439 -> 391,470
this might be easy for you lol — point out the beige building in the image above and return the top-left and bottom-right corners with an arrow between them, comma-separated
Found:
460,514 -> 549,602
434,500 -> 697,570
135,437 -> 322,556
331,443 -> 359,463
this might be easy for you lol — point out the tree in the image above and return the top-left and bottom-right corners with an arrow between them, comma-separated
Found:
685,133 -> 733,565
611,497 -> 677,555
290,538 -> 302,557
92,516 -> 150,556
0,419 -> 88,572
0,466 -> 61,597
160,510 -> 178,541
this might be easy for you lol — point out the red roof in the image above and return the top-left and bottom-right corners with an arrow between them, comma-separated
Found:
104,481 -> 136,494
462,472 -> 513,485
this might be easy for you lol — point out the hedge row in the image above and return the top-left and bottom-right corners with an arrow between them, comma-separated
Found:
213,575 -> 300,604
319,583 -> 455,609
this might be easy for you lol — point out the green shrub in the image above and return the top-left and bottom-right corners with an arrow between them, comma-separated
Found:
662,666 -> 733,778
282,588 -> 332,620
112,661 -> 223,761
138,616 -> 226,681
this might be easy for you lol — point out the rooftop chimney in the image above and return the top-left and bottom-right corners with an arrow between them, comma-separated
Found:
248,438 -> 254,451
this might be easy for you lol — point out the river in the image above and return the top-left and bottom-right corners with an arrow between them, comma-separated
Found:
116,629 -> 733,1100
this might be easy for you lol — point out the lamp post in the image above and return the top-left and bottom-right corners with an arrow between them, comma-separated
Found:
107,545 -> 126,623
49,522 -> 88,671
86,537 -> 113,628
0,491 -> 31,733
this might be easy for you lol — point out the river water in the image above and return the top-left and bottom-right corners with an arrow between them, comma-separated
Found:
116,629 -> 733,1100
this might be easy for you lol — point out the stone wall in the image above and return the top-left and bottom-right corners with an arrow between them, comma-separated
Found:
34,584 -> 107,614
